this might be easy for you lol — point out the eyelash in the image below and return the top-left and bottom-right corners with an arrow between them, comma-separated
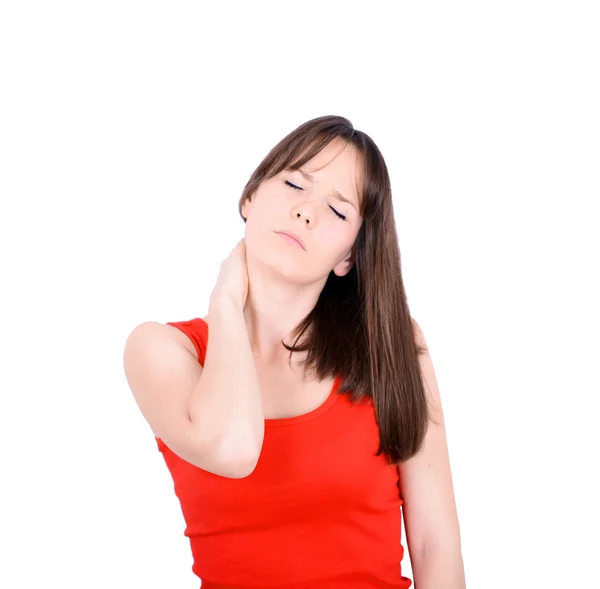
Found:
284,180 -> 347,221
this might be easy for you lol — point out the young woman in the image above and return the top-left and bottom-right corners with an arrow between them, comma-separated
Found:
124,115 -> 466,588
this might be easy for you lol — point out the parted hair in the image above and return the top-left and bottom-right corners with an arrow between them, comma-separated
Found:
238,115 -> 433,465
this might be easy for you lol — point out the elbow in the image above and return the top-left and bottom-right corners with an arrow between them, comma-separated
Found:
219,449 -> 260,479
212,434 -> 262,479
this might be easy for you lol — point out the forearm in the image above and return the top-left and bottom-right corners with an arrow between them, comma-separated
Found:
411,544 -> 466,589
188,296 -> 264,465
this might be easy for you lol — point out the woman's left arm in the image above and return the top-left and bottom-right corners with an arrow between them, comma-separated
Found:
397,320 -> 466,589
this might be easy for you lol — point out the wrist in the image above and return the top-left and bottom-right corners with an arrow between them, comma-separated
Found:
209,294 -> 244,316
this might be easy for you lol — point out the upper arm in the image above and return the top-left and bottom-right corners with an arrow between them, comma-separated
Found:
123,322 -> 254,478
123,322 -> 205,463
397,320 -> 462,556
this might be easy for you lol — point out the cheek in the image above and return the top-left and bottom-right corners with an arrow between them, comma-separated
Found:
322,222 -> 352,247
255,187 -> 286,216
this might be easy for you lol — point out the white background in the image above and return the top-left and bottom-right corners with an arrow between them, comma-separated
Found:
1,1 -> 598,588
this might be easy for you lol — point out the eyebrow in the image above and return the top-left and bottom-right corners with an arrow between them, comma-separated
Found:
296,169 -> 357,210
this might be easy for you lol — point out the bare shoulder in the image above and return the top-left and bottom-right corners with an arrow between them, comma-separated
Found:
411,317 -> 428,351
126,321 -> 193,358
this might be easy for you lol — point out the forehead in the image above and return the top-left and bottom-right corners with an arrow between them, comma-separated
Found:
296,138 -> 362,174
289,138 -> 364,201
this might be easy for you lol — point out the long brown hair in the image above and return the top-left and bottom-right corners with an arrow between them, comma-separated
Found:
238,115 -> 433,465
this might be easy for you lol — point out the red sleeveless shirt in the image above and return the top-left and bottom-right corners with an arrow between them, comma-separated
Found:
155,318 -> 412,589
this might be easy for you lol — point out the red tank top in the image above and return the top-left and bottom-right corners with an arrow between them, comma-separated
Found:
155,318 -> 412,589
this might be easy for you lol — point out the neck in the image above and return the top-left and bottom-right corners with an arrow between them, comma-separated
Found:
242,257 -> 325,366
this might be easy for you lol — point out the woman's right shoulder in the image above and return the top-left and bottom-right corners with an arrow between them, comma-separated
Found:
127,316 -> 209,362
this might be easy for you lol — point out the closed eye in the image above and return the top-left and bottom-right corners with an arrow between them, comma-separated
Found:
284,180 -> 347,221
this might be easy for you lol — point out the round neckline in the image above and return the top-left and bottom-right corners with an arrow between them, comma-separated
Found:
197,317 -> 342,427
265,374 -> 342,427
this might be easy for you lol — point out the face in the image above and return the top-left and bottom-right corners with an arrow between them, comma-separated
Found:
241,137 -> 364,282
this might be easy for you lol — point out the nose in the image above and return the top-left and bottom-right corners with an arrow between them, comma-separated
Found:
295,211 -> 311,225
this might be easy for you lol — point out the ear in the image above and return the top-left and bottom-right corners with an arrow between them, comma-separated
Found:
333,250 -> 355,277
241,195 -> 253,220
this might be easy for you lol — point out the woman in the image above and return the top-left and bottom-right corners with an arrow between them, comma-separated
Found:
124,115 -> 466,588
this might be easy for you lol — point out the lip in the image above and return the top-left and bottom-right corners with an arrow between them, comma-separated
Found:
275,230 -> 306,250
